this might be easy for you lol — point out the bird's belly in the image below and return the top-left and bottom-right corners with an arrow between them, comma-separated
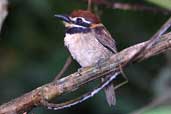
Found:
64,33 -> 112,67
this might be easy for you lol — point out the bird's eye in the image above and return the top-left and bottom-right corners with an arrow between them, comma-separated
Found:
74,17 -> 90,27
76,18 -> 83,24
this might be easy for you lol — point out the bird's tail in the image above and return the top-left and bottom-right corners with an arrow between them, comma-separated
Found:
102,65 -> 128,106
102,75 -> 116,106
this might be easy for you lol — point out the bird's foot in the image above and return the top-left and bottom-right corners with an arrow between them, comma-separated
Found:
96,58 -> 108,70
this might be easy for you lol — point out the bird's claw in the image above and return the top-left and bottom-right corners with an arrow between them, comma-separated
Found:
96,58 -> 107,70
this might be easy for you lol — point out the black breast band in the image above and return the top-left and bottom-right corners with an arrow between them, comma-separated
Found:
65,27 -> 91,34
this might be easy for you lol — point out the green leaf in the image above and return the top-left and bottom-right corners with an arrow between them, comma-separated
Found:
142,106 -> 171,114
146,0 -> 171,9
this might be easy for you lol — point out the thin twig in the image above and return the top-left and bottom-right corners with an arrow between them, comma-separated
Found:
138,16 -> 171,61
54,56 -> 72,80
42,77 -> 128,110
88,0 -> 92,11
112,2 -> 171,15
82,0 -> 171,14
146,17 -> 171,49
42,72 -> 119,110
0,0 -> 8,32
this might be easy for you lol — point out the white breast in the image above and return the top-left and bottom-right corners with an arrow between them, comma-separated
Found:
64,32 -> 112,67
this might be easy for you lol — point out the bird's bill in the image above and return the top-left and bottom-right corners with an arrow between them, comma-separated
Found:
54,14 -> 71,23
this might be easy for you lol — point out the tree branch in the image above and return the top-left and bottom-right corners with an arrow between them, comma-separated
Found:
82,0 -> 171,15
0,0 -> 8,31
0,31 -> 170,113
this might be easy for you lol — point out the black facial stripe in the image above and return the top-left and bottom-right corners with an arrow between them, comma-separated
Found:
65,27 -> 91,34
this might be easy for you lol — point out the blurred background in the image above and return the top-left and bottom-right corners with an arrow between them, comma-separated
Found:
0,0 -> 171,114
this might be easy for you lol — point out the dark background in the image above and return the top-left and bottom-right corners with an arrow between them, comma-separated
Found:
0,0 -> 171,114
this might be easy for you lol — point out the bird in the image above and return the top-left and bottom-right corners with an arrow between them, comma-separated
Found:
55,10 -> 118,106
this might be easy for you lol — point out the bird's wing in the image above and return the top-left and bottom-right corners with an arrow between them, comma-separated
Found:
94,26 -> 117,54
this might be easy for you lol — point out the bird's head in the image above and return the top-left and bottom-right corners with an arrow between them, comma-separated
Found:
55,10 -> 102,30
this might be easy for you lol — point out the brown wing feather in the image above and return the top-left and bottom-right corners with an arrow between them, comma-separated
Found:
94,26 -> 117,106
94,26 -> 117,54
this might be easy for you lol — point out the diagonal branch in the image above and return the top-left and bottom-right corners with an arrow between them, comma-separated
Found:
0,0 -> 8,31
0,31 -> 170,113
82,0 -> 171,14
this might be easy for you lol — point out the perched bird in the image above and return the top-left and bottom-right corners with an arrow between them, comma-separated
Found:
55,10 -> 118,106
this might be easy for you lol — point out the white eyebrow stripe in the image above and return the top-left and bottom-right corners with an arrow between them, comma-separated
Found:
71,24 -> 86,28
70,17 -> 91,24
65,23 -> 87,28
